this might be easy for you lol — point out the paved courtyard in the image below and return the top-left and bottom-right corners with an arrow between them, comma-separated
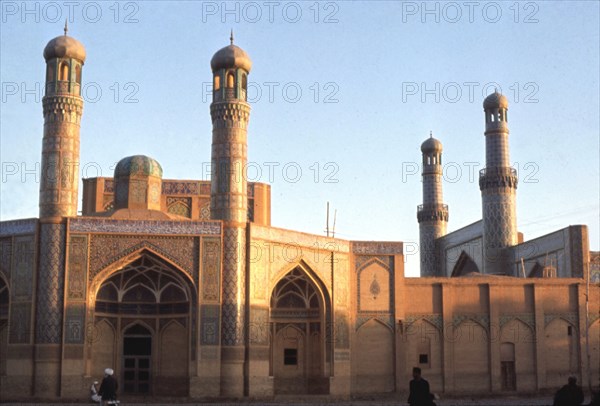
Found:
0,394 -> 585,406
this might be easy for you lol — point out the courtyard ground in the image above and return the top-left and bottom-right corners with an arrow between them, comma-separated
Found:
0,393 -> 586,406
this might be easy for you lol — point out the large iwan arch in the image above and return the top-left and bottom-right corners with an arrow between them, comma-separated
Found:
269,265 -> 331,394
90,252 -> 196,396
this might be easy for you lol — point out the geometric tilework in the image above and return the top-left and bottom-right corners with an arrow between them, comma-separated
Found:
351,241 -> 403,255
420,225 -> 444,277
167,197 -> 192,218
0,219 -> 37,236
405,313 -> 443,331
589,312 -> 600,327
248,307 -> 268,345
200,304 -> 220,345
355,255 -> 392,273
0,237 -> 11,281
499,313 -> 535,329
40,95 -> 83,219
355,313 -> 395,331
36,223 -> 65,344
544,312 -> 578,328
452,314 -> 490,330
355,255 -> 394,335
89,234 -> 198,282
356,256 -> 393,313
221,227 -> 246,346
64,303 -> 85,344
67,235 -> 87,300
201,238 -> 221,302
482,192 -> 517,273
9,302 -> 31,344
70,217 -> 221,235
12,236 -> 34,299
335,312 -> 349,349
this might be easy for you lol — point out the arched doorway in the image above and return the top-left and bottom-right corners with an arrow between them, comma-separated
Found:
123,323 -> 152,393
270,267 -> 330,394
92,253 -> 194,396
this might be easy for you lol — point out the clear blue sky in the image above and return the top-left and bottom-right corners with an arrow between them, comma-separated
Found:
1,1 -> 598,276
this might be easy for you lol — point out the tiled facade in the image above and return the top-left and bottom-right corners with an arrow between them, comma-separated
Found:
0,33 -> 597,402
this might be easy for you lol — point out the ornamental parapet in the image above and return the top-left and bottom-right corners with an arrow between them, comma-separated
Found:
479,167 -> 518,191
417,203 -> 449,223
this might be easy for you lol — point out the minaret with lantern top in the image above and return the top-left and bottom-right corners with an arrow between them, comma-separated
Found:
417,132 -> 448,276
479,91 -> 518,275
34,23 -> 86,398
209,31 -> 251,396
40,21 -> 85,220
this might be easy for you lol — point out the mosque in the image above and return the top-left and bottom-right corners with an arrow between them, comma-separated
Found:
0,28 -> 598,400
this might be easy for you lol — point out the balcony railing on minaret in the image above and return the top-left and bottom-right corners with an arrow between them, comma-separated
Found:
479,167 -> 518,191
417,203 -> 449,223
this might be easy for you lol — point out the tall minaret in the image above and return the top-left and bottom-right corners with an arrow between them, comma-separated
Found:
209,32 -> 251,396
479,91 -> 518,274
35,24 -> 86,397
40,22 -> 85,219
417,133 -> 448,276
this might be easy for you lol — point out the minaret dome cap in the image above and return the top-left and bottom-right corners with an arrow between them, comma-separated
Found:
43,34 -> 86,62
421,136 -> 443,153
483,91 -> 508,110
210,35 -> 252,73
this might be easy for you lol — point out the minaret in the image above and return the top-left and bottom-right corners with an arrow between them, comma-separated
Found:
209,32 -> 251,396
479,91 -> 518,274
40,21 -> 86,219
34,24 -> 86,397
417,133 -> 448,276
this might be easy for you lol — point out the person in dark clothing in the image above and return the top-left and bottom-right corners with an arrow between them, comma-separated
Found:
408,366 -> 435,406
553,376 -> 584,406
589,390 -> 600,406
98,368 -> 118,405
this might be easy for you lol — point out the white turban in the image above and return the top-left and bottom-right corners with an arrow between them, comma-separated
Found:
104,368 -> 114,376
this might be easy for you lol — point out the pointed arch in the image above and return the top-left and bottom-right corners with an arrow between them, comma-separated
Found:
91,249 -> 194,397
453,318 -> 490,391
59,61 -> 69,81
75,64 -> 82,84
357,257 -> 391,273
270,259 -> 331,311
455,316 -> 489,333
451,251 -> 480,277
90,247 -> 195,304
357,317 -> 394,333
355,318 -> 394,393
226,71 -> 235,88
545,317 -> 578,386
270,260 -> 331,395
501,318 -> 535,344
528,262 -> 544,277
158,318 -> 188,394
123,320 -> 154,335
406,316 -> 441,333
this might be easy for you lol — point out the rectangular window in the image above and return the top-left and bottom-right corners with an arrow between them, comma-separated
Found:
567,326 -> 572,336
419,354 -> 429,364
284,348 -> 298,365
